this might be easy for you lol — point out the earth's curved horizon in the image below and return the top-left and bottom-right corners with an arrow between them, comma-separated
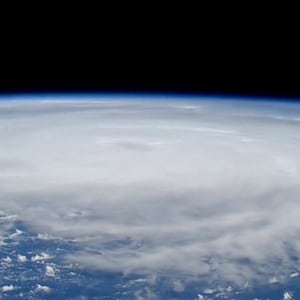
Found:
0,94 -> 300,299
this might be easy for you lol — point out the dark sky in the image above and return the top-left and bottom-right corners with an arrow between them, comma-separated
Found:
0,42 -> 298,99
1,5 -> 298,100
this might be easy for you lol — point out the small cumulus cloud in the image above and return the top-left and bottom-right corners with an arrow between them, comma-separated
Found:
268,277 -> 279,284
134,287 -> 158,300
17,254 -> 27,263
45,265 -> 56,277
31,252 -> 52,262
283,291 -> 293,300
2,256 -> 12,263
203,288 -> 215,294
290,272 -> 299,278
9,229 -> 23,238
1,285 -> 14,292
35,284 -> 51,293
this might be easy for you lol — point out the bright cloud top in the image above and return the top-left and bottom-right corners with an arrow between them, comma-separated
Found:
1,98 -> 300,287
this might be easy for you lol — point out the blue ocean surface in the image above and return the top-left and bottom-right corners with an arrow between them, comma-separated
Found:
0,217 -> 299,299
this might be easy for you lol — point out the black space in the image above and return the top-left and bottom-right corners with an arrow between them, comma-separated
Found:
2,4 -> 299,99
0,44 -> 298,99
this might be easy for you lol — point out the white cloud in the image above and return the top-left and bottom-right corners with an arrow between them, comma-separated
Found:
17,254 -> 27,263
1,98 -> 300,288
9,229 -> 23,238
31,252 -> 52,262
1,285 -> 14,292
35,284 -> 51,293
134,287 -> 158,300
2,256 -> 12,263
290,272 -> 299,278
283,291 -> 293,300
268,276 -> 279,284
45,265 -> 55,277
203,288 -> 214,294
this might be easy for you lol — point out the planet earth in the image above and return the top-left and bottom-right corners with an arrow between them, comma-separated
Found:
0,94 -> 300,299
